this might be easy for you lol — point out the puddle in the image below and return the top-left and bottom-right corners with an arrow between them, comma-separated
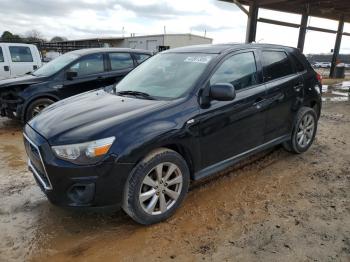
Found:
322,81 -> 350,102
322,85 -> 328,93
334,80 -> 350,90
322,96 -> 349,102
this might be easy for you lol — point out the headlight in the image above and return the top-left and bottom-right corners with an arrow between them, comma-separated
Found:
52,137 -> 115,165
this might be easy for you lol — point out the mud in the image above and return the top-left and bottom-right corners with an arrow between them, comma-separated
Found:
0,96 -> 349,261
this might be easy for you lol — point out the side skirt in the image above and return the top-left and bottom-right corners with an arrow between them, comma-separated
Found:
194,135 -> 290,181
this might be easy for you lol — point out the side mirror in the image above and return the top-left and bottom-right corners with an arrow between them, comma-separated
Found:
66,70 -> 78,80
210,83 -> 236,101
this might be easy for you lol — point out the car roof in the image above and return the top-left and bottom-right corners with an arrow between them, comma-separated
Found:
0,43 -> 37,48
68,48 -> 153,56
164,43 -> 297,54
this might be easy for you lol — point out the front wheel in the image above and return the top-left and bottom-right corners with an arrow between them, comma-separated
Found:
123,148 -> 190,225
283,107 -> 318,154
25,98 -> 55,122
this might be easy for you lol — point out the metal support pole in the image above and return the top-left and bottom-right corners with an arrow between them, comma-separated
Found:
297,13 -> 308,53
245,1 -> 259,43
330,16 -> 344,78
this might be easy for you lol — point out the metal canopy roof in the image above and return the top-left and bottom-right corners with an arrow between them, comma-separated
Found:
221,0 -> 350,23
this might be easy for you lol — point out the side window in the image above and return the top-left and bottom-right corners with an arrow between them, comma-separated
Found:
292,54 -> 306,72
9,46 -> 33,62
262,51 -> 293,81
210,52 -> 258,91
109,53 -> 134,70
69,53 -> 104,77
134,53 -> 151,64
0,48 -> 4,62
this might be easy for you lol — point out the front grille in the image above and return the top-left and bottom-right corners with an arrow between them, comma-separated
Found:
23,133 -> 53,190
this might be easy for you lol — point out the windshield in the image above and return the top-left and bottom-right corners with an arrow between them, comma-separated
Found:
114,53 -> 217,99
33,53 -> 80,77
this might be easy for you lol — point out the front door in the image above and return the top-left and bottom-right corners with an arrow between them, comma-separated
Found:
60,53 -> 108,98
198,51 -> 267,170
0,47 -> 10,80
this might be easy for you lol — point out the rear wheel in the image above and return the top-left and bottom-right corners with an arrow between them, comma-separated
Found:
123,148 -> 190,225
25,98 -> 55,122
283,107 -> 318,154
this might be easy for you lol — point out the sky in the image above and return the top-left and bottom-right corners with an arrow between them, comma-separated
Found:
1,0 -> 350,54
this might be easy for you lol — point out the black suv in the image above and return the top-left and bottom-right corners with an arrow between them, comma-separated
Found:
0,48 -> 152,122
23,44 -> 322,225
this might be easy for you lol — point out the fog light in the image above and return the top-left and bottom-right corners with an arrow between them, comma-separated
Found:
67,183 -> 95,205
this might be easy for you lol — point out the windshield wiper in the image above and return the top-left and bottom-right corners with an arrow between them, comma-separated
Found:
116,90 -> 155,100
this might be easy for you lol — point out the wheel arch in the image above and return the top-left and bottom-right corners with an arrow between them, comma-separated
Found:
21,94 -> 60,121
134,143 -> 196,181
304,99 -> 321,119
161,143 -> 195,180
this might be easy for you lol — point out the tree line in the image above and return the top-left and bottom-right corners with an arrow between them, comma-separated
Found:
1,30 -> 68,42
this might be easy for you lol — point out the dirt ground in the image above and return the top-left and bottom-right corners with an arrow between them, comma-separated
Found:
0,92 -> 349,261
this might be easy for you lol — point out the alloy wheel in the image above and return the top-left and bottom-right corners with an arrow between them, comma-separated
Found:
139,162 -> 183,215
296,113 -> 315,148
32,103 -> 50,118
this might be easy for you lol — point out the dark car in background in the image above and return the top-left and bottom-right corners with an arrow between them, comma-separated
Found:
0,48 -> 152,122
24,43 -> 322,225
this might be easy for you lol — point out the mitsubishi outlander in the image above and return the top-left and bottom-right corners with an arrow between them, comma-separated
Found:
23,44 -> 322,225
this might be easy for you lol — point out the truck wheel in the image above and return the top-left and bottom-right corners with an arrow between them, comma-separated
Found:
25,98 -> 55,122
123,148 -> 190,225
283,107 -> 318,154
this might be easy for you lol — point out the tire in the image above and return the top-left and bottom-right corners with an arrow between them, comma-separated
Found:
25,98 -> 55,122
123,148 -> 190,225
283,107 -> 318,154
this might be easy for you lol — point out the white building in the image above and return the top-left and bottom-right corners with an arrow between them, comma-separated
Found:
53,34 -> 213,53
124,34 -> 213,52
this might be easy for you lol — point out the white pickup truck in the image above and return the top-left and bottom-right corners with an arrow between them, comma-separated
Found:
0,43 -> 42,80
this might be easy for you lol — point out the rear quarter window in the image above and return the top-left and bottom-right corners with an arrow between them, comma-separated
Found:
134,53 -> 151,64
0,48 -> 4,62
109,53 -> 134,70
262,51 -> 294,81
9,46 -> 33,62
291,54 -> 306,72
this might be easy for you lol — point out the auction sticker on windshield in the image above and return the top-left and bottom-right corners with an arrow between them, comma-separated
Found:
184,56 -> 212,64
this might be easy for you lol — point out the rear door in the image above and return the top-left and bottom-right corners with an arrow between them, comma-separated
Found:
0,46 -> 10,80
60,53 -> 108,98
29,45 -> 42,69
8,45 -> 37,76
104,52 -> 135,86
261,49 -> 304,142
198,50 -> 268,169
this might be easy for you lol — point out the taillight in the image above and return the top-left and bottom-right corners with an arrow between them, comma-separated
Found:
316,73 -> 323,85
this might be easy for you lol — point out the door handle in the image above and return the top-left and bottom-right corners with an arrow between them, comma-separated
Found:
4,66 -> 9,72
294,83 -> 304,92
253,97 -> 265,109
253,97 -> 263,106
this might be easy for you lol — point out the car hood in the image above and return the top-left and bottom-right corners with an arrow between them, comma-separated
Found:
28,89 -> 169,145
0,74 -> 48,89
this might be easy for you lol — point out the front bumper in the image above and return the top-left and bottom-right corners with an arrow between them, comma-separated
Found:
0,95 -> 23,119
23,124 -> 134,209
